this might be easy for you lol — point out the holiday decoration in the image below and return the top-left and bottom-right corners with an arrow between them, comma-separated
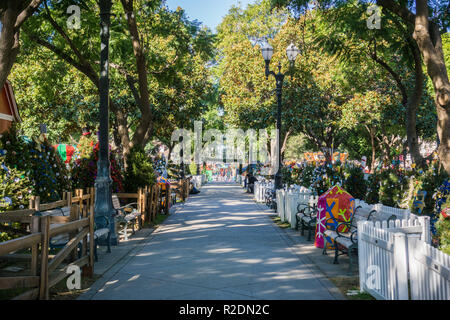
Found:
0,124 -> 70,210
71,139 -> 124,193
53,144 -> 76,164
315,185 -> 355,249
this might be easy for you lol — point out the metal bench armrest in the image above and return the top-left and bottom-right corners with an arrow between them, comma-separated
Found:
117,202 -> 138,210
94,215 -> 110,230
350,229 -> 358,244
367,209 -> 377,221
336,221 -> 352,237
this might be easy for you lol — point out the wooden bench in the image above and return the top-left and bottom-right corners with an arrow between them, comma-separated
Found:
112,194 -> 141,241
322,203 -> 409,272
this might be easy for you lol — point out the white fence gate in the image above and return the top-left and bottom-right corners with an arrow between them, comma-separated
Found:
358,217 -> 450,300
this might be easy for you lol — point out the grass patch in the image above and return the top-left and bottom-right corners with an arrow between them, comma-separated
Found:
152,213 -> 169,227
269,215 -> 291,229
329,276 -> 375,300
50,273 -> 101,300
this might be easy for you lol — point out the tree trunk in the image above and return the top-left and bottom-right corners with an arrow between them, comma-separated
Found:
376,0 -> 450,174
120,0 -> 154,148
0,0 -> 43,90
280,128 -> 292,160
413,0 -> 450,174
406,36 -> 425,165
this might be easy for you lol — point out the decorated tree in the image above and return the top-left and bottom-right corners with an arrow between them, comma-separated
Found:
0,125 -> 70,204
435,180 -> 450,253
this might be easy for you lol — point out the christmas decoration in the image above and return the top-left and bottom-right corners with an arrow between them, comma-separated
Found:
71,139 -> 124,193
0,124 -> 70,205
315,185 -> 355,249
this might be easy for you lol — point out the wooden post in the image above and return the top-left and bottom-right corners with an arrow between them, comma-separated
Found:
30,216 -> 40,276
29,196 -> 35,210
81,200 -> 88,259
69,205 -> 79,261
85,208 -> 95,278
150,185 -> 156,221
77,189 -> 84,216
155,184 -> 160,220
34,196 -> 41,211
91,187 -> 95,210
39,216 -> 50,300
142,186 -> 148,225
137,188 -> 143,229
66,191 -> 72,210
165,186 -> 171,215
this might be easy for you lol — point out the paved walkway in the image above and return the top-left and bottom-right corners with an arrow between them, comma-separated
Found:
79,182 -> 343,300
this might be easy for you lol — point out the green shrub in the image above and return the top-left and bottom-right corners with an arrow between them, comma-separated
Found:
378,169 -> 408,207
435,197 -> 450,255
406,163 -> 448,215
343,165 -> 367,200
123,146 -> 155,192
298,165 -> 316,188
365,172 -> 381,204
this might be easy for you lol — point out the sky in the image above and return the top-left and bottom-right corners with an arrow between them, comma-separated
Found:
164,0 -> 257,33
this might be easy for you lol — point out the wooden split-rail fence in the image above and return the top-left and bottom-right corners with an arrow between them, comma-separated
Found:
0,205 -> 94,300
0,179 -> 192,299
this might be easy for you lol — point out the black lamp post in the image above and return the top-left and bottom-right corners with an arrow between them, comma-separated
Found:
259,41 -> 300,190
94,0 -> 117,245
180,134 -> 185,179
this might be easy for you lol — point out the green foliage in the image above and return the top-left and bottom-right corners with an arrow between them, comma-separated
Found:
378,169 -> 407,207
123,146 -> 156,192
403,163 -> 449,215
284,134 -> 315,161
297,165 -> 316,189
77,134 -> 97,160
364,172 -> 379,204
281,166 -> 295,186
435,197 -> 450,255
343,165 -> 367,200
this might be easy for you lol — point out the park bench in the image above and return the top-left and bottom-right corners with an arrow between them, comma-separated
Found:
112,194 -> 141,241
293,190 -> 320,240
265,188 -> 277,210
322,202 -> 412,272
295,202 -> 318,241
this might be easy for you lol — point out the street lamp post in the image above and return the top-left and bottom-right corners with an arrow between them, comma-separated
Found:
95,0 -> 117,245
180,134 -> 185,179
259,41 -> 300,190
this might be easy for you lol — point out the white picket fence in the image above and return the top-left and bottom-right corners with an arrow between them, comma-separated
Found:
274,187 -> 318,228
254,180 -> 274,203
358,217 -> 449,300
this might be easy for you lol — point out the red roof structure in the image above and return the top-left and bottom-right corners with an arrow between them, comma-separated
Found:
0,80 -> 21,134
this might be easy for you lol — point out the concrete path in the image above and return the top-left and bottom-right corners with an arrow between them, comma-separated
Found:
80,182 -> 342,300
